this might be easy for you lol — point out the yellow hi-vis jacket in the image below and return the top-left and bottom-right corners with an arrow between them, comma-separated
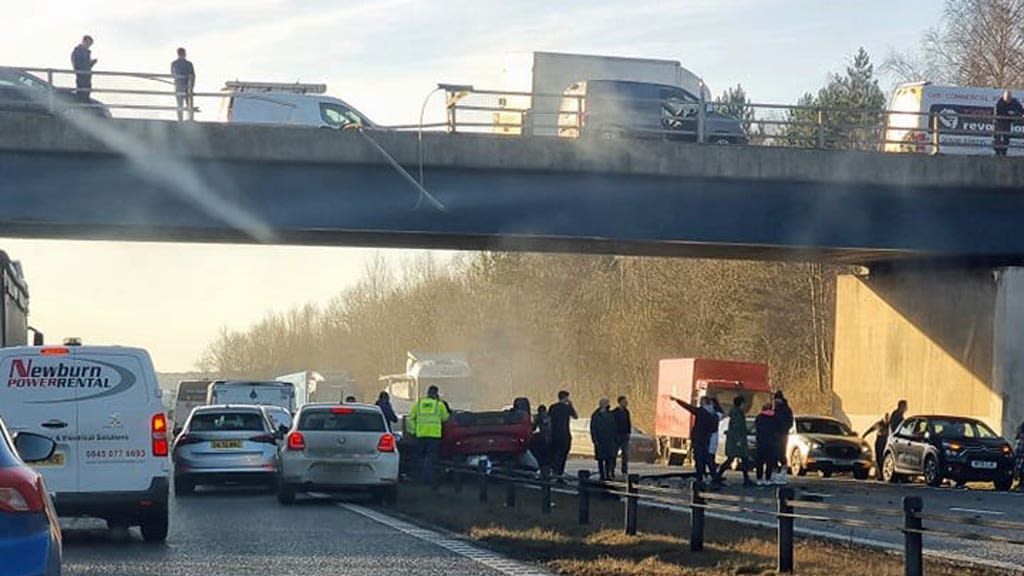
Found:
408,396 -> 450,439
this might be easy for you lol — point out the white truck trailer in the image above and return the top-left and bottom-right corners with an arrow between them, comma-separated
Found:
275,370 -> 323,409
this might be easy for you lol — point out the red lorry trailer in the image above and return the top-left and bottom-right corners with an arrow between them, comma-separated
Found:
655,358 -> 772,465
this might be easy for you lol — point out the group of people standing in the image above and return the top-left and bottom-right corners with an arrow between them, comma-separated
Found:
672,390 -> 794,489
71,34 -> 196,121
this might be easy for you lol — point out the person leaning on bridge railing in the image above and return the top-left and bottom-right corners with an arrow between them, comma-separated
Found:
994,90 -> 1023,157
171,47 -> 196,121
70,34 -> 97,102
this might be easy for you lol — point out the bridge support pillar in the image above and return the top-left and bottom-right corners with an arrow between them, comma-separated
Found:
833,267 -> 1024,436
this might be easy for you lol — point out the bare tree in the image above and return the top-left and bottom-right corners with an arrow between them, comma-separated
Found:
885,0 -> 1024,86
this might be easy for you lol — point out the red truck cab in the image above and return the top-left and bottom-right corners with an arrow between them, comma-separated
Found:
655,358 -> 772,465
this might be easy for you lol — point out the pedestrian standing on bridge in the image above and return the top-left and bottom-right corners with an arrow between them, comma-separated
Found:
719,396 -> 754,487
612,396 -> 632,476
171,47 -> 196,121
590,398 -> 618,481
407,384 -> 450,486
994,90 -> 1023,156
548,390 -> 578,479
862,412 -> 890,481
71,35 -> 97,102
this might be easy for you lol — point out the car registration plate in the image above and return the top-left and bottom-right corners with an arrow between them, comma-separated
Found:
970,460 -> 997,469
211,440 -> 242,449
34,452 -> 65,467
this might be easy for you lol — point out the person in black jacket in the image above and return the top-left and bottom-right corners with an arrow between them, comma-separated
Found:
754,403 -> 777,486
889,400 -> 908,433
590,398 -> 618,481
671,395 -> 719,486
548,390 -> 578,477
375,391 -> 399,431
71,35 -> 97,102
612,396 -> 632,476
862,412 -> 890,481
995,90 -> 1024,156
772,391 -> 793,484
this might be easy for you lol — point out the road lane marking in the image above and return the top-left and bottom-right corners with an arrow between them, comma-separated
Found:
340,503 -> 552,576
949,507 -> 1005,516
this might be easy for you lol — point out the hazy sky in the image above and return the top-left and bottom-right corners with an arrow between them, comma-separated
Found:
1,1 -> 944,371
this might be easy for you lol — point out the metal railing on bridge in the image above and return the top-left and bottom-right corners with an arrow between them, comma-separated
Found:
3,65 -> 1023,156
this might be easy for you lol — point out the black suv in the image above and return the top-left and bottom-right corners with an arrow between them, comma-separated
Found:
882,415 -> 1014,490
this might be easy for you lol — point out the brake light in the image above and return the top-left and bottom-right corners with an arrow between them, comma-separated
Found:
331,407 -> 354,415
0,468 -> 46,513
287,432 -> 306,451
377,433 -> 396,453
152,413 -> 168,457
40,347 -> 68,356
249,434 -> 276,444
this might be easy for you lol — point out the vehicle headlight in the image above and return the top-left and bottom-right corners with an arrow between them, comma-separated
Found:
808,441 -> 821,452
861,444 -> 872,455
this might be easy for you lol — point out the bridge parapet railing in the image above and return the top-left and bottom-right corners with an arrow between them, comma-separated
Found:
3,65 -> 1024,155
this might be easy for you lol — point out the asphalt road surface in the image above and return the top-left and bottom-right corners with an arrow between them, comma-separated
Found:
61,486 -> 547,576
566,458 -> 1024,572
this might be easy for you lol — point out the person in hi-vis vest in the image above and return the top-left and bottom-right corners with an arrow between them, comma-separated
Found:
407,385 -> 450,485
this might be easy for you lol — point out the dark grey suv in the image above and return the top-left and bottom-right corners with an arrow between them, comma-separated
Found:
557,79 -> 747,143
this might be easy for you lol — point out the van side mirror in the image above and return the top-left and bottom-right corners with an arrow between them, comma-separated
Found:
14,432 -> 56,463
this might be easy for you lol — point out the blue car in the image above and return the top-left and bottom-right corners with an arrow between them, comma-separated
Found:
0,418 -> 61,576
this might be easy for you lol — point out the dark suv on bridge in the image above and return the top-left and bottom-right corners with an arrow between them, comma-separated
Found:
882,415 -> 1015,490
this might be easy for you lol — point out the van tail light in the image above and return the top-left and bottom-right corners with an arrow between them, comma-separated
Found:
377,433 -> 396,453
151,413 -> 168,457
0,468 -> 46,513
249,434 -> 277,444
287,432 -> 306,451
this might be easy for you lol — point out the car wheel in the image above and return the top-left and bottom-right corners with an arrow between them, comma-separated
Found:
277,483 -> 296,505
994,475 -> 1013,491
174,477 -> 193,496
140,507 -> 169,543
712,136 -> 732,145
790,449 -> 806,477
882,452 -> 899,483
820,470 -> 833,478
923,456 -> 943,487
853,469 -> 870,480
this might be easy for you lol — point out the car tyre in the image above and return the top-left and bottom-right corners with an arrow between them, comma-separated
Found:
820,470 -> 833,478
790,449 -> 807,477
882,452 -> 899,483
174,476 -> 194,496
923,456 -> 943,487
140,507 -> 169,543
994,475 -> 1013,491
277,483 -> 296,505
853,469 -> 870,480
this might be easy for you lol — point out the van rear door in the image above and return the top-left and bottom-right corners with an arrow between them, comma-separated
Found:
72,349 -> 163,492
0,347 -> 81,493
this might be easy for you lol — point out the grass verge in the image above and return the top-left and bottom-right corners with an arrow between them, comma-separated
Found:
394,481 -> 1009,576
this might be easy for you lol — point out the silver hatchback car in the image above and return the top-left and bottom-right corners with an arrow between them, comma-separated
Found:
172,405 -> 281,495
278,403 -> 399,505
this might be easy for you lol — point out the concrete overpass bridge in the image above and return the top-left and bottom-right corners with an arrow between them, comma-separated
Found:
1,112 -> 1023,435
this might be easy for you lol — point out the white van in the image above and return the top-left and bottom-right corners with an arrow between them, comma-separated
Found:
884,81 -> 1024,155
207,380 -> 297,412
218,80 -> 376,129
0,345 -> 170,541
